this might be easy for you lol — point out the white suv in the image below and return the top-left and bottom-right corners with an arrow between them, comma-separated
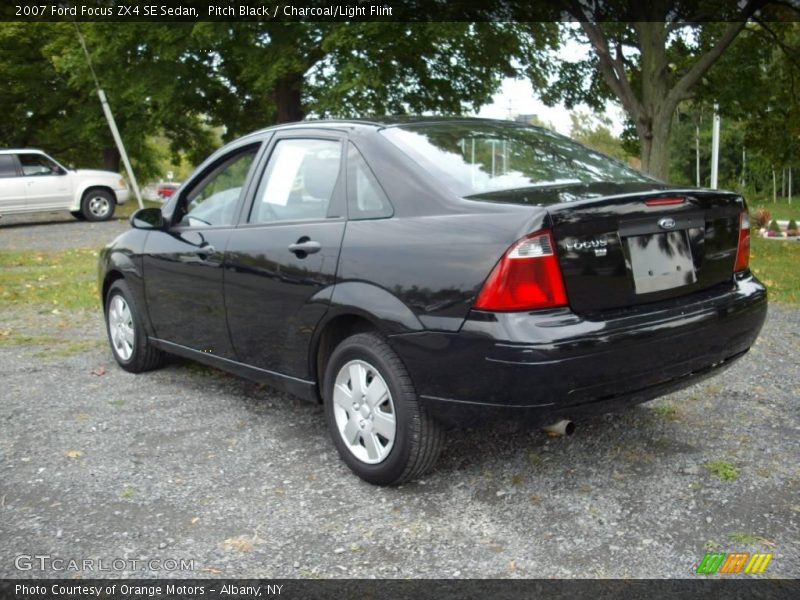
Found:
0,149 -> 130,221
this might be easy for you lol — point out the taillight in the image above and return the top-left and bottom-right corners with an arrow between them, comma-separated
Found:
734,210 -> 750,272
474,230 -> 568,311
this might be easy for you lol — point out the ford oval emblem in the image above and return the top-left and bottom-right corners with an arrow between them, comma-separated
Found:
658,217 -> 677,230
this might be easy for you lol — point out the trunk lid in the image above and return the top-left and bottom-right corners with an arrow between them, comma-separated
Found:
469,182 -> 744,314
547,184 -> 743,314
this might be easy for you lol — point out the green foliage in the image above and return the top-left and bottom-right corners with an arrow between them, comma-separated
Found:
569,111 -> 631,162
768,219 -> 782,233
787,219 -> 798,230
704,460 -> 739,481
0,22 -> 558,181
542,10 -> 792,179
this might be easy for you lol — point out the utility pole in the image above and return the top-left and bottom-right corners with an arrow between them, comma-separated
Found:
710,103 -> 720,190
74,23 -> 143,209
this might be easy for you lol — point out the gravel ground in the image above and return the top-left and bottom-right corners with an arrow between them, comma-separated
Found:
0,213 -> 798,579
0,210 -> 131,252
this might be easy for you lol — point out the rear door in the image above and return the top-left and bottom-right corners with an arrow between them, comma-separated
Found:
224,130 -> 347,380
0,155 -> 26,210
142,140 -> 263,357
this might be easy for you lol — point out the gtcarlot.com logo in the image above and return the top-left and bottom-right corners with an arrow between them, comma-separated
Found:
14,554 -> 195,572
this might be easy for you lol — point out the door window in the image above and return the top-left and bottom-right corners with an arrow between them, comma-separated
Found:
250,139 -> 342,224
177,145 -> 258,228
18,153 -> 62,176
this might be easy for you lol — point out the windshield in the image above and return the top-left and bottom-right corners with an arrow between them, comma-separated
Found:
380,121 -> 652,197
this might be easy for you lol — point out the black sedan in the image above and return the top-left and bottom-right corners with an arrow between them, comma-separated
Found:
99,118 -> 767,485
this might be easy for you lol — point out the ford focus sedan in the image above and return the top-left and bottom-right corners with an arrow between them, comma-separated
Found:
98,118 -> 767,485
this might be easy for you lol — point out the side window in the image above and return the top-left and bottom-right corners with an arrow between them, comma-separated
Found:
18,153 -> 61,177
177,145 -> 258,228
0,155 -> 18,178
347,143 -> 393,220
250,139 -> 341,224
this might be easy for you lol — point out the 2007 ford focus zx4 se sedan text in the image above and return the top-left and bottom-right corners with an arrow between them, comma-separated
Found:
98,118 -> 767,485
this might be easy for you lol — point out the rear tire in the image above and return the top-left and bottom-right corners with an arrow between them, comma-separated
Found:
70,210 -> 86,221
323,332 -> 444,485
81,189 -> 115,222
105,280 -> 166,373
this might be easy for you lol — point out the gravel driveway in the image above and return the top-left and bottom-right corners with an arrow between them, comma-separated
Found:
0,213 -> 798,579
0,210 -> 130,252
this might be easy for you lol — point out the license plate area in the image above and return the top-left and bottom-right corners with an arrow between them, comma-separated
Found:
626,230 -> 697,294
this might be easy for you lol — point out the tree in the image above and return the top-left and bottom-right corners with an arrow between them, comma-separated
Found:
191,22 -> 557,138
543,1 -> 769,180
0,21 -> 558,178
0,22 -> 217,178
569,110 -> 630,162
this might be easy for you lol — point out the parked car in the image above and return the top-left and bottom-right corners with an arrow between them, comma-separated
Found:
156,182 -> 181,200
98,118 -> 767,485
0,149 -> 129,221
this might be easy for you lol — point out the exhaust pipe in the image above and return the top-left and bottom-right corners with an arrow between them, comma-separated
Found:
542,419 -> 575,437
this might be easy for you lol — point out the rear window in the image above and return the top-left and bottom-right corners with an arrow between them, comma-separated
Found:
380,121 -> 651,198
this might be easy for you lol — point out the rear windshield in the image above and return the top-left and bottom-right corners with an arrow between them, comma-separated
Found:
380,121 -> 652,197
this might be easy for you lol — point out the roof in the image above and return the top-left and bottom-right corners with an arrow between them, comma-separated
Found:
235,116 -> 546,142
0,148 -> 46,154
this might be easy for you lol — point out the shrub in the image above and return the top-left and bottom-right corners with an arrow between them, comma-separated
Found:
788,219 -> 798,230
753,208 -> 771,227
768,219 -> 782,233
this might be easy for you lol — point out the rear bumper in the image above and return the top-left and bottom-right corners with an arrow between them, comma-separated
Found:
114,188 -> 130,204
390,273 -> 767,427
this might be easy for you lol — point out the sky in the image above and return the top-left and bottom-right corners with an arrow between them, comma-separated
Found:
476,77 -> 627,136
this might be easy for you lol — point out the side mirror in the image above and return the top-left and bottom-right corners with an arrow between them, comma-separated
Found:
130,207 -> 165,230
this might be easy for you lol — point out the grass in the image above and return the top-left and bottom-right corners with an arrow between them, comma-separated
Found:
749,235 -> 800,305
749,199 -> 800,222
704,460 -> 739,481
115,198 -> 162,220
652,404 -> 680,421
0,247 -> 100,311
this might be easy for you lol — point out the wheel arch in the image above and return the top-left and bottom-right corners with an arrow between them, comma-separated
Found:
101,269 -> 125,310
74,184 -> 117,210
311,282 -> 425,402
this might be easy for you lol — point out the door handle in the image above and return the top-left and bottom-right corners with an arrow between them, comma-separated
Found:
288,239 -> 321,257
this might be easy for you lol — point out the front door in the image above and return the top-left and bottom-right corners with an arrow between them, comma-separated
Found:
143,142 -> 262,357
18,153 -> 71,209
0,155 -> 26,211
224,134 -> 346,379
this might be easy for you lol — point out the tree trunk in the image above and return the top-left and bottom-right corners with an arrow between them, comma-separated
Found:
274,74 -> 305,123
637,112 -> 672,181
773,167 -> 777,203
103,147 -> 121,172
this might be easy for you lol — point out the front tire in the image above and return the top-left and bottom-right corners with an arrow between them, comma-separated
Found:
81,189 -> 115,222
105,280 -> 166,373
70,210 -> 86,221
323,332 -> 444,485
